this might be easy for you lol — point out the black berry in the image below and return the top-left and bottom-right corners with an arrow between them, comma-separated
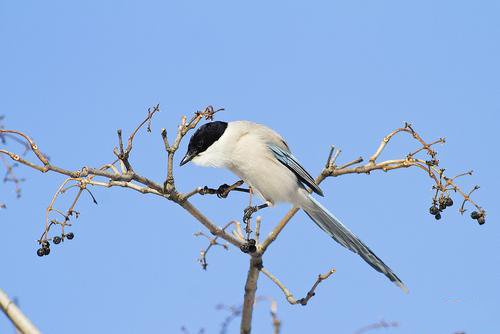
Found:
248,245 -> 257,253
470,211 -> 480,220
435,212 -> 442,220
53,236 -> 61,245
429,206 -> 439,215
42,240 -> 50,248
445,197 -> 453,207
43,247 -> 50,255
477,216 -> 486,225
248,239 -> 256,246
439,202 -> 447,211
37,248 -> 45,257
66,232 -> 74,240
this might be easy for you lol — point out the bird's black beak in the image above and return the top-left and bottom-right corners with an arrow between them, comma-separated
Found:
180,151 -> 196,166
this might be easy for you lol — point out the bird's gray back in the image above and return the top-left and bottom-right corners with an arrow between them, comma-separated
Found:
226,121 -> 301,204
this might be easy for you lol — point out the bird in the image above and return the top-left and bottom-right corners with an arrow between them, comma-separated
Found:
180,120 -> 406,291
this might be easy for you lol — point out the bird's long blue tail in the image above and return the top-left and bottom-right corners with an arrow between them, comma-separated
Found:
302,194 -> 407,292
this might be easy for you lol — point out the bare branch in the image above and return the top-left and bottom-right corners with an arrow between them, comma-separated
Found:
125,104 -> 159,153
163,106 -> 223,193
260,122 -> 486,254
337,156 -> 364,169
261,267 -> 336,305
0,129 -> 49,165
216,303 -> 242,334
113,104 -> 160,172
240,256 -> 262,334
368,122 -> 439,163
254,216 -> 262,244
1,110 -> 486,334
325,145 -> 335,168
181,326 -> 205,334
0,288 -> 41,334
1,107 -> 244,257
177,200 -> 245,248
353,320 -> 399,334
194,221 -> 235,270
217,296 -> 280,334
1,155 -> 24,198
269,298 -> 281,334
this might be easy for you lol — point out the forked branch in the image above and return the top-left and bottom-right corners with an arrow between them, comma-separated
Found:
261,267 -> 336,305
259,122 -> 485,255
0,106 -> 243,257
0,111 -> 486,334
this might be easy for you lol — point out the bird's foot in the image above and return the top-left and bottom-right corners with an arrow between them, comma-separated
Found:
242,203 -> 269,241
199,180 -> 247,198
239,238 -> 257,254
243,203 -> 269,224
197,183 -> 232,198
216,183 -> 231,198
243,205 -> 258,224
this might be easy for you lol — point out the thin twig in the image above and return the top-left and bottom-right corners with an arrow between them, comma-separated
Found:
261,267 -> 336,305
194,221 -> 235,270
1,111 -> 487,334
353,320 -> 399,334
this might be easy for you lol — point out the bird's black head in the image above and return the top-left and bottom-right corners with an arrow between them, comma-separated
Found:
180,121 -> 228,166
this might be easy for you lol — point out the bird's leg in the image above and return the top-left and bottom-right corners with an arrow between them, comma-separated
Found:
243,187 -> 254,237
239,188 -> 270,254
239,202 -> 269,254
248,186 -> 253,207
243,202 -> 269,233
199,180 -> 249,198
243,203 -> 269,222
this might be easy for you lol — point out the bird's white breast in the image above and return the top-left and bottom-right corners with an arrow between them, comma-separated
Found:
192,121 -> 303,205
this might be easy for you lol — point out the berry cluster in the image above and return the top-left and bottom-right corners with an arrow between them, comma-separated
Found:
240,239 -> 257,254
36,241 -> 51,257
429,195 -> 486,225
429,196 -> 454,220
36,232 -> 74,257
470,211 -> 486,225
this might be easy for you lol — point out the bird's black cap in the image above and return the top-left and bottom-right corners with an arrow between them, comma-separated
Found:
180,121 -> 228,166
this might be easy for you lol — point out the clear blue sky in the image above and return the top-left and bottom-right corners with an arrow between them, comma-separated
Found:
1,1 -> 498,333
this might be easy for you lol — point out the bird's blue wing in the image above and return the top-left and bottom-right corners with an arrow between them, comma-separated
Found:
267,143 -> 324,196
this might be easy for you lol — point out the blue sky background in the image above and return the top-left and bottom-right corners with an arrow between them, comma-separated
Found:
1,1 -> 498,333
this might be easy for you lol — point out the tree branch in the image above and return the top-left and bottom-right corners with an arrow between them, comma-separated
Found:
216,296 -> 280,334
259,122 -> 485,255
1,106 -> 242,256
261,267 -> 336,305
0,288 -> 41,334
353,320 -> 399,334
1,110 -> 487,334
194,221 -> 236,270
240,256 -> 262,334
